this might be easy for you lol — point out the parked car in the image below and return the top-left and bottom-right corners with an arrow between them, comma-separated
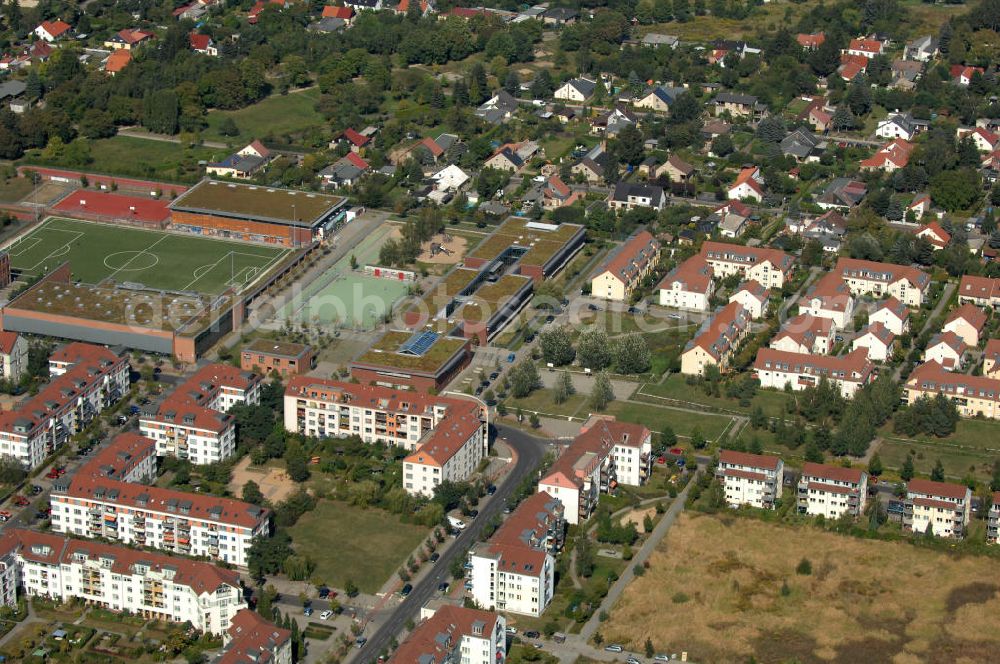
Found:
317,586 -> 331,599
303,607 -> 314,616
486,484 -> 497,495
320,610 -> 333,620
355,637 -> 367,648
437,582 -> 449,592
627,657 -> 641,664
30,485 -> 42,495
0,511 -> 11,522
489,372 -> 499,380
429,552 -> 440,563
505,627 -> 517,635
604,645 -> 623,653
34,510 -> 48,521
654,655 -> 671,662
524,630 -> 540,639
400,584 -> 413,597
13,495 -> 29,507
45,469 -> 59,479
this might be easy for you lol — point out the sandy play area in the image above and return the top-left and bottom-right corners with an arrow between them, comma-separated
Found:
229,456 -> 299,503
416,232 -> 467,265
622,506 -> 658,533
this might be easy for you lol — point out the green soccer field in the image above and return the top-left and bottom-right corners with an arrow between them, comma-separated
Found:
6,217 -> 289,295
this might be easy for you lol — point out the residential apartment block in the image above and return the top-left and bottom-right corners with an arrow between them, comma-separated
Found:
716,450 -> 784,509
467,491 -> 565,617
0,528 -> 245,635
538,417 -> 652,525
797,463 -> 868,519
590,230 -> 661,301
904,479 -> 971,538
798,272 -> 855,329
770,314 -> 834,355
140,364 -> 262,465
700,241 -> 794,289
988,492 -> 1000,544
729,280 -> 770,320
835,258 -> 930,307
0,342 -> 129,470
218,609 -> 292,664
391,605 -> 505,664
869,297 -> 910,336
0,331 -> 27,383
680,302 -> 751,376
753,348 -> 874,398
657,256 -> 714,311
51,433 -> 269,567
943,303 -> 987,347
283,378 -> 487,496
904,362 -> 1000,419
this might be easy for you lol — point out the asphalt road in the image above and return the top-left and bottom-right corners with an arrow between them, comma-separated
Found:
353,424 -> 549,663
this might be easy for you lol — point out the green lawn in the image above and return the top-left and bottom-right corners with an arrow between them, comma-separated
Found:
878,419 -> 1000,483
505,388 -> 590,419
22,136 -> 225,183
287,500 -> 429,593
605,400 -> 733,442
639,375 -> 788,415
203,89 -> 325,145
9,217 -> 288,294
0,175 -> 35,202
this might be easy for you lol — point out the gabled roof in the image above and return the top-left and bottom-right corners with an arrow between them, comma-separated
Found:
0,331 -> 21,355
322,5 -> 355,17
858,321 -> 895,345
927,330 -> 967,356
733,279 -> 769,302
560,77 -> 597,98
754,347 -> 874,384
801,271 -> 852,312
593,230 -> 660,285
908,478 -> 969,501
701,241 -> 794,275
796,33 -> 825,48
189,33 -> 212,50
341,128 -> 370,147
218,610 -> 291,664
684,301 -> 749,360
958,275 -> 1000,301
719,449 -> 781,470
873,296 -> 909,321
665,153 -> 694,176
104,49 -> 132,73
848,37 -> 882,54
945,303 -> 987,332
837,257 -> 929,290
38,20 -> 71,38
658,255 -> 713,294
801,462 -> 864,484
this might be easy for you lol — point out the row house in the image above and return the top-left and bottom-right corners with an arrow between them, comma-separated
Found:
869,296 -> 910,336
835,257 -> 930,307
0,343 -> 128,470
700,241 -> 794,289
770,314 -> 834,355
903,362 -> 1000,419
985,339 -> 1000,378
467,492 -> 565,617
716,450 -> 783,510
680,302 -> 751,376
391,605 -> 505,664
589,230 -> 661,302
943,303 -> 987,347
798,272 -> 855,329
657,256 -> 714,312
753,348 -> 874,398
538,417 -> 652,525
283,377 -> 486,496
218,609 -> 292,664
0,528 -> 245,635
140,365 -> 261,465
797,462 -> 868,519
904,479 -> 971,539
957,275 -> 1000,307
50,434 -> 269,567
923,331 -> 966,370
728,280 -> 770,320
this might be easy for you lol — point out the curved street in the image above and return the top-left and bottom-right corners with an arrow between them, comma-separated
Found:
352,423 -> 550,664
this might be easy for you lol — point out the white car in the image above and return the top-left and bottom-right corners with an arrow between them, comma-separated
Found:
320,610 -> 333,620
505,627 -> 517,635
654,656 -> 671,662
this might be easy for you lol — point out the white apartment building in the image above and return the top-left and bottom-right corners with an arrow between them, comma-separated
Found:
798,272 -> 855,329
852,322 -> 896,362
467,492 -> 564,617
904,362 -> 1000,419
538,417 -> 651,525
218,609 -> 292,664
987,491 -> 1000,544
729,280 -> 770,320
770,314 -> 834,355
943,303 -> 987,347
393,605 -> 506,664
0,342 -> 129,470
0,331 -> 27,383
869,297 -> 910,336
140,364 -> 260,465
0,528 -> 245,635
50,434 -> 269,568
797,462 -> 868,519
836,257 -> 929,307
700,241 -> 794,289
284,377 -> 487,496
904,479 -> 971,539
923,331 -> 966,370
717,450 -> 783,509
753,348 -> 874,398
657,256 -> 714,311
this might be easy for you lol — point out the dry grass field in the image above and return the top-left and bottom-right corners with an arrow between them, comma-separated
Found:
600,513 -> 1000,663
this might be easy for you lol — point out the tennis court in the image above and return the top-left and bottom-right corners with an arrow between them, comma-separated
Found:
281,222 -> 409,329
6,217 -> 289,295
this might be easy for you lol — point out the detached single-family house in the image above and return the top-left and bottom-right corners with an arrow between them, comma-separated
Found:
816,178 -> 867,210
655,154 -> 695,183
554,77 -> 597,102
633,85 -> 686,113
641,33 -> 679,48
572,144 -> 609,184
846,37 -> 883,59
34,20 -> 71,42
104,28 -> 154,50
943,303 -> 988,347
780,128 -> 825,162
728,166 -> 764,202
319,152 -> 370,187
541,175 -> 581,210
103,49 -> 132,75
322,5 -> 356,22
957,126 -> 999,152
591,107 -> 636,137
476,90 -> 518,124
658,256 -> 714,311
797,33 -> 825,50
876,113 -> 926,141
915,221 -> 951,250
607,182 -> 666,211
923,331 -> 967,370
714,200 -> 752,238
852,322 -> 896,362
189,33 -> 217,56
951,64 -> 985,86
484,141 -> 538,173
860,139 -> 913,172
710,92 -> 764,120
590,230 -> 661,302
905,35 -> 938,62
206,140 -> 273,179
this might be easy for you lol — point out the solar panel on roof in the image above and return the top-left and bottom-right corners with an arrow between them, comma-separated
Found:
398,330 -> 439,356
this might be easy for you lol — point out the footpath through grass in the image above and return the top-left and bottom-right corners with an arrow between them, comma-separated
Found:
287,499 -> 429,593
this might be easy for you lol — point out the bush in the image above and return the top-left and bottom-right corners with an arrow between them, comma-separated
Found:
633,563 -> 646,577
796,558 -> 812,575
671,591 -> 689,603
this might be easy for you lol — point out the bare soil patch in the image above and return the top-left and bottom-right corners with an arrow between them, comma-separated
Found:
416,232 -> 467,265
229,456 -> 298,503
621,506 -> 657,533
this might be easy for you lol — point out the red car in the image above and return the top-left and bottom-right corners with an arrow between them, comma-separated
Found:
45,470 -> 59,479
12,496 -> 28,507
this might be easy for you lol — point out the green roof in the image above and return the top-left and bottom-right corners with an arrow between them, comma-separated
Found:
244,338 -> 312,358
170,180 -> 346,227
467,217 -> 584,267
354,330 -> 468,373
